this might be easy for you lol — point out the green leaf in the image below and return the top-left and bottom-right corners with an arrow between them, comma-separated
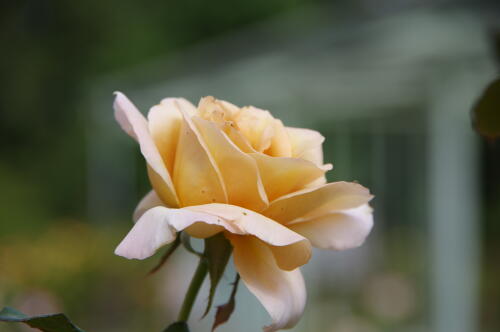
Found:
472,77 -> 500,140
0,307 -> 86,332
202,233 -> 232,318
181,232 -> 203,257
212,274 -> 240,331
148,236 -> 181,275
163,321 -> 190,332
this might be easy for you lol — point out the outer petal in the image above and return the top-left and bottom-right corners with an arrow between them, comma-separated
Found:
115,206 -> 241,260
113,92 -> 179,207
229,235 -> 306,332
117,203 -> 311,271
133,190 -> 164,222
173,109 -> 228,206
250,153 -> 330,201
289,204 -> 373,250
286,127 -> 325,166
292,127 -> 328,188
263,181 -> 373,224
147,98 -> 196,174
305,174 -> 327,188
185,203 -> 311,271
192,116 -> 268,211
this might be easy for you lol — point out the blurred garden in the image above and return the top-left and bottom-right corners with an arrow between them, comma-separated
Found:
1,1 -> 500,332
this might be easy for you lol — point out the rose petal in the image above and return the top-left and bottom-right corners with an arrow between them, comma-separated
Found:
265,119 -> 292,157
250,153 -> 328,201
228,235 -> 306,332
173,108 -> 228,206
289,204 -> 373,250
263,181 -> 373,224
115,206 -> 241,260
198,96 -> 238,122
113,92 -> 179,207
118,203 -> 311,270
186,203 -> 311,270
148,98 -> 196,174
234,106 -> 275,152
133,190 -> 164,222
286,127 -> 325,166
197,96 -> 257,153
305,174 -> 328,188
192,116 -> 268,211
224,125 -> 255,153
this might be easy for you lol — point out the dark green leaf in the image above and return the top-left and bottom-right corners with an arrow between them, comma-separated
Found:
148,236 -> 181,275
163,321 -> 190,332
472,77 -> 500,140
212,274 -> 240,331
202,233 -> 232,318
181,232 -> 203,257
0,307 -> 86,332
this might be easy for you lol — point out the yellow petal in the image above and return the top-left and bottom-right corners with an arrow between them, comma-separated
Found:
173,110 -> 228,206
133,190 -> 164,222
224,125 -> 255,153
197,96 -> 256,153
184,222 -> 224,239
289,204 -> 373,250
148,98 -> 196,174
113,92 -> 179,207
192,116 -> 268,211
305,174 -> 328,188
265,119 -> 293,157
147,166 -> 180,208
287,127 -> 325,166
234,106 -> 275,152
263,181 -> 373,224
268,242 -> 311,271
229,235 -> 306,332
198,96 -> 238,122
186,203 -> 311,270
115,206 -> 241,260
250,153 -> 327,201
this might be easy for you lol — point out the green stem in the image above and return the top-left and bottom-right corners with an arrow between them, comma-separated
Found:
177,257 -> 208,322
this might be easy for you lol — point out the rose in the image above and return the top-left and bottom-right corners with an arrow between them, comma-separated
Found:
113,92 -> 374,331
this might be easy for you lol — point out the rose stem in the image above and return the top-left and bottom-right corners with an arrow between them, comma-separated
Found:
177,257 -> 208,322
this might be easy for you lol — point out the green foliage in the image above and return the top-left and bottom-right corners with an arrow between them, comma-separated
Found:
472,77 -> 500,140
0,0 -> 313,229
148,237 -> 181,275
0,307 -> 86,332
212,274 -> 240,332
163,321 -> 189,332
0,222 -> 160,332
202,233 -> 232,318
181,232 -> 203,257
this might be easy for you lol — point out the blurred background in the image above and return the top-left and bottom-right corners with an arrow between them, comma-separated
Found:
1,0 -> 499,331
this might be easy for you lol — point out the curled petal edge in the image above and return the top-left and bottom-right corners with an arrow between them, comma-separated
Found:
115,204 -> 311,272
113,92 -> 179,207
229,235 -> 306,332
289,204 -> 374,250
